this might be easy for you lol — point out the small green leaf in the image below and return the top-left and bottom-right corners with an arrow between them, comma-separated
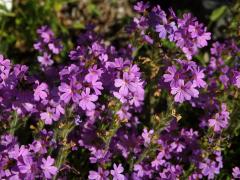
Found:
73,22 -> 85,29
210,5 -> 227,22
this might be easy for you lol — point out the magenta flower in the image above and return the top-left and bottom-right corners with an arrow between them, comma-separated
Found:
40,156 -> 58,179
110,163 -> 125,180
171,80 -> 199,103
208,116 -> 226,132
30,140 -> 46,153
170,142 -> 185,153
37,26 -> 54,43
134,164 -> 144,177
48,41 -> 62,54
174,13 -> 211,59
208,104 -> 229,132
34,41 -> 43,52
8,145 -> 30,159
129,89 -> 144,107
40,107 -> 59,125
79,88 -> 98,111
58,80 -> 82,104
151,152 -> 166,170
34,82 -> 48,101
18,156 -> 33,174
234,74 -> 240,88
117,106 -> 131,120
196,31 -> 211,48
55,104 -> 65,117
85,65 -> 103,83
193,67 -> 206,88
88,167 -> 109,180
232,167 -> 240,179
37,53 -> 54,67
156,24 -> 167,39
199,159 -> 219,179
163,66 -> 177,87
114,72 -> 136,96
133,1 -> 149,12
142,128 -> 154,147
110,57 -> 129,70
90,80 -> 103,95
0,54 -> 11,81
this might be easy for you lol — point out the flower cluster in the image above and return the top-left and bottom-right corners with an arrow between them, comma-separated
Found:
131,1 -> 211,59
0,134 -> 57,179
0,1 -> 240,179
163,59 -> 205,103
34,26 -> 62,67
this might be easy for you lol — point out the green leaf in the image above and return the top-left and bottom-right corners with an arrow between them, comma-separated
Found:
87,3 -> 101,17
73,22 -> 85,29
210,5 -> 227,22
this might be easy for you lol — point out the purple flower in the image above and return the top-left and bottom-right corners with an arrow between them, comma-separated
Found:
55,104 -> 65,117
0,134 -> 16,146
163,66 -> 177,86
117,106 -> 131,120
134,164 -> 144,178
129,89 -> 144,107
171,80 -> 199,103
110,163 -> 125,180
151,152 -> 165,170
0,54 -> 11,81
48,41 -> 62,55
199,159 -> 219,179
208,115 -> 226,132
234,74 -> 240,88
208,103 -> 229,132
40,156 -> 58,179
142,128 -> 154,147
110,57 -> 130,70
232,167 -> 240,179
88,167 -> 109,180
85,65 -> 103,83
37,26 -> 54,43
37,53 -> 54,67
193,67 -> 206,88
114,72 -> 136,96
8,145 -> 30,159
142,34 -> 154,44
133,1 -> 150,12
30,140 -> 46,154
79,88 -> 98,111
18,156 -> 33,174
34,82 -> 48,101
196,31 -> 211,48
58,80 -> 82,104
170,142 -> 185,152
40,107 -> 59,125
34,26 -> 63,56
219,74 -> 229,87
156,24 -> 167,39
34,42 -> 43,51
89,148 -> 109,164
175,13 -> 211,59
90,80 -> 103,95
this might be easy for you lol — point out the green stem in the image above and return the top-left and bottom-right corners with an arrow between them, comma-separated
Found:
9,111 -> 18,135
104,120 -> 121,152
131,99 -> 174,170
53,106 -> 75,179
